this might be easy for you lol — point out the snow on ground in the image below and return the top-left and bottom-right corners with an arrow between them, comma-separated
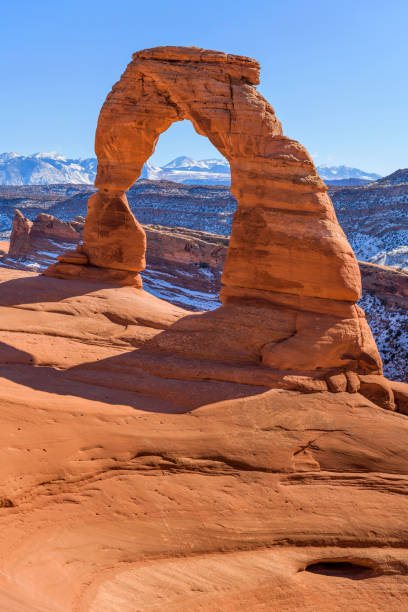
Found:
141,268 -> 220,311
359,293 -> 408,381
369,245 -> 408,271
348,232 -> 408,272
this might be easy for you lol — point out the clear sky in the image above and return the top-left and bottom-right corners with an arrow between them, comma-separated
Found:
1,0 -> 407,175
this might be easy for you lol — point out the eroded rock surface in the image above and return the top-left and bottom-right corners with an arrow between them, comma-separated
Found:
7,210 -> 32,259
0,267 -> 407,610
90,46 -> 358,303
45,46 -> 383,379
6,211 -> 407,381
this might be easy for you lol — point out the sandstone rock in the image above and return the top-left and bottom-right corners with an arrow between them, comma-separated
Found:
5,208 -> 391,385
0,241 -> 8,257
326,373 -> 348,393
7,210 -> 82,261
0,266 -> 407,610
83,192 -> 146,272
359,261 -> 408,309
39,194 -> 146,285
280,375 -> 328,393
390,381 -> 408,414
346,370 -> 361,393
359,375 -> 396,411
44,262 -> 143,287
144,224 -> 228,269
57,249 -> 89,265
32,212 -> 82,242
7,209 -> 32,259
78,45 -> 381,376
90,46 -> 359,301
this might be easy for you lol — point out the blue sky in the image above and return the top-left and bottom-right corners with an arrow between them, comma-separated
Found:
1,0 -> 407,175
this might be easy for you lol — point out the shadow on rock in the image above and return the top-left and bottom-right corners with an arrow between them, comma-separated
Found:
0,341 -> 270,414
0,273 -> 112,307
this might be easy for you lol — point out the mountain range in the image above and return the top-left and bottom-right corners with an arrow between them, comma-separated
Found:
0,152 -> 97,185
0,152 -> 382,186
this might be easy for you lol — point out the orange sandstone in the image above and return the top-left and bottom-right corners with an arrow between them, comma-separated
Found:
0,267 -> 407,610
56,45 -> 382,380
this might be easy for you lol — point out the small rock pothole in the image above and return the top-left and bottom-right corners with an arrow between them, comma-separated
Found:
302,560 -> 376,580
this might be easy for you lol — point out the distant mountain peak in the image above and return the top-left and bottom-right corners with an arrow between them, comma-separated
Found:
0,152 -> 22,160
317,164 -> 382,183
163,155 -> 197,167
375,168 -> 408,186
0,152 -> 390,187
32,152 -> 67,161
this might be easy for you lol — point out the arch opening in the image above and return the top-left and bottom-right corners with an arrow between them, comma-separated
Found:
147,120 -> 230,180
133,119 -> 232,311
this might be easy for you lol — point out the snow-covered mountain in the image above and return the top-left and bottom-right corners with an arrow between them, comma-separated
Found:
0,152 -> 383,186
141,156 -> 231,185
317,164 -> 381,183
0,152 -> 96,185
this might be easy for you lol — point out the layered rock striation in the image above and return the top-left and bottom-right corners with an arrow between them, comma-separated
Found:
46,46 -> 383,391
0,265 -> 408,610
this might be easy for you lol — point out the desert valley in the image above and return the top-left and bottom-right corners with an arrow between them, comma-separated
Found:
0,40 -> 407,612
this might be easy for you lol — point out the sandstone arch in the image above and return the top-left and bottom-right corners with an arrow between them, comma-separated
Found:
85,46 -> 358,304
59,46 -> 383,380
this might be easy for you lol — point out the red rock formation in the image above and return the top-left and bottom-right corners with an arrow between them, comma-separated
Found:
144,224 -> 228,269
7,210 -> 83,262
12,211 -> 408,306
90,47 -> 359,301
0,241 -> 8,257
7,210 -> 32,258
8,212 -> 407,382
32,212 -> 83,242
46,46 -> 384,387
0,48 -> 406,608
84,192 -> 146,272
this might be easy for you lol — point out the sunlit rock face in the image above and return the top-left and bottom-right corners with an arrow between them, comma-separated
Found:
89,46 -> 358,302
48,46 -> 383,382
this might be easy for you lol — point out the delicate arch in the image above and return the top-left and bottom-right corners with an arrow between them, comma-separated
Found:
80,46 -> 382,376
84,46 -> 359,302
